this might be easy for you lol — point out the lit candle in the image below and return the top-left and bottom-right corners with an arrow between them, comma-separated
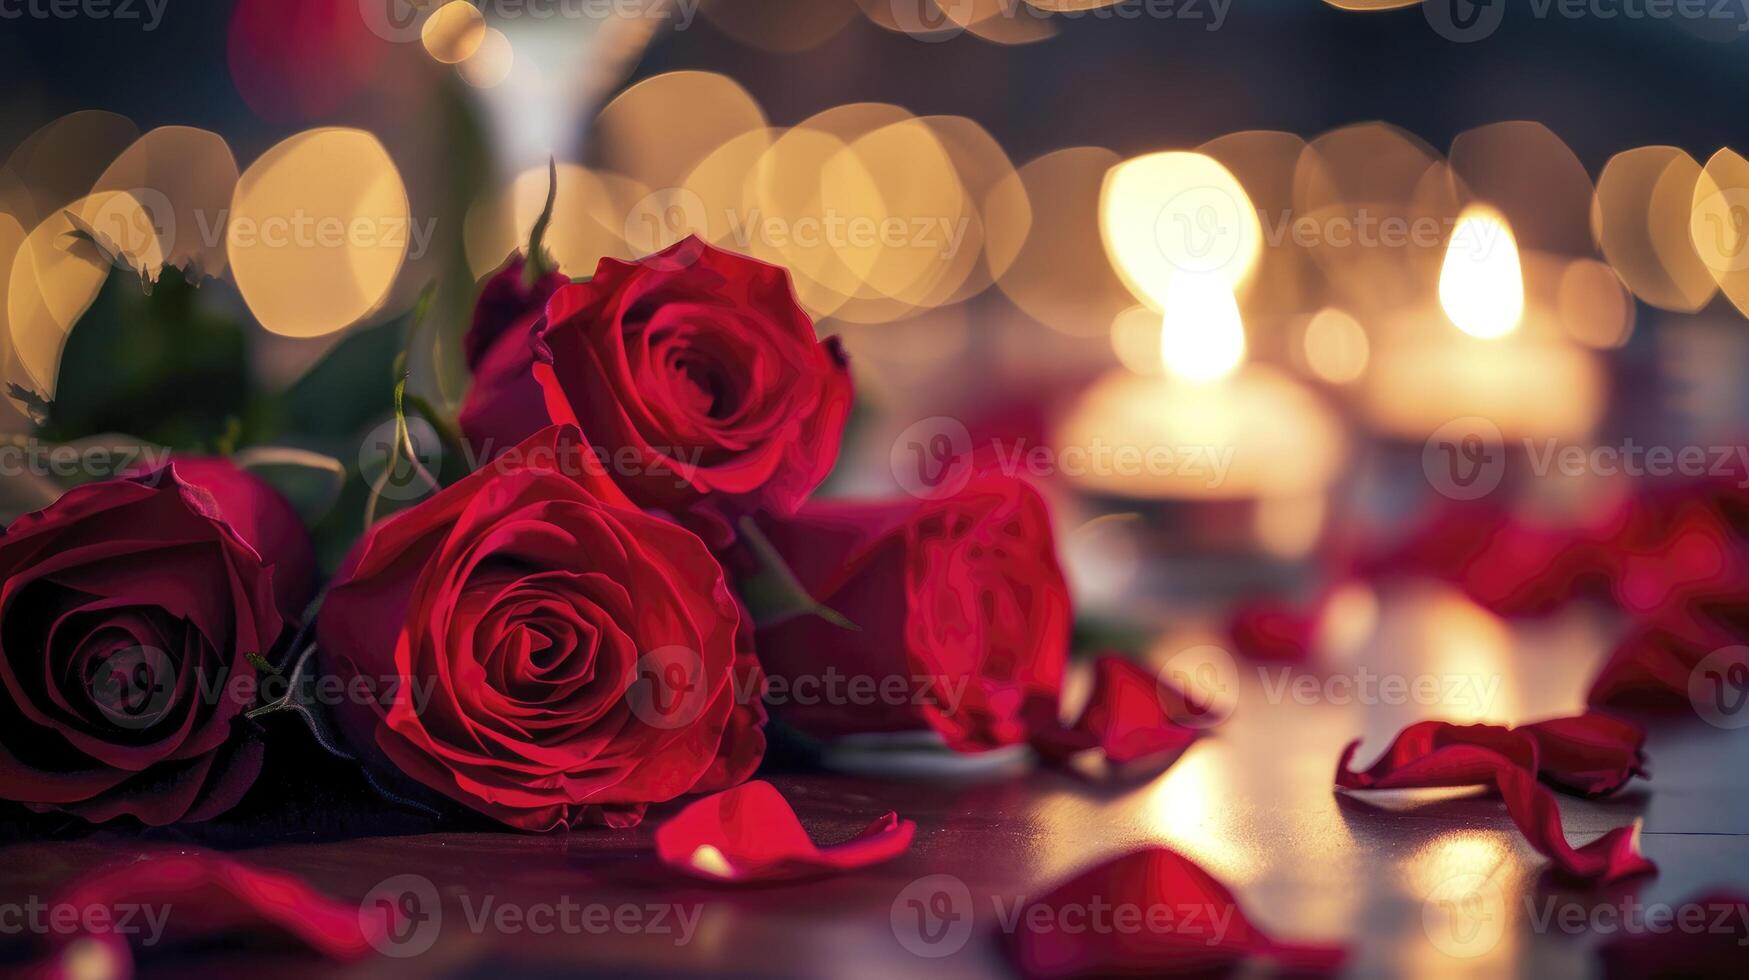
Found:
1057,150 -> 1347,511
1056,273 -> 1347,503
1360,206 -> 1606,442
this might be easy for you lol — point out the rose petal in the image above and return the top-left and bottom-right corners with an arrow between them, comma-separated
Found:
1002,846 -> 1346,978
1336,718 -> 1656,885
654,780 -> 914,883
15,850 -> 390,978
1028,656 -> 1203,767
1597,890 -> 1749,979
1588,605 -> 1739,712
1227,596 -> 1321,663
1518,713 -> 1648,797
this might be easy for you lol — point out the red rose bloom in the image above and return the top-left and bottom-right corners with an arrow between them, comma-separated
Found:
456,251 -> 569,450
459,237 -> 852,539
751,473 -> 1072,752
316,425 -> 764,831
0,460 -> 312,825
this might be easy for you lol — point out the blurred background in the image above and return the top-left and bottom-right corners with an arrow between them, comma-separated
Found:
4,0 -> 1749,655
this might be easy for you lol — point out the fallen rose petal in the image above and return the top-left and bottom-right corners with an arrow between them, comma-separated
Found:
1028,656 -> 1203,767
1597,890 -> 1749,979
654,780 -> 915,883
1366,501 -> 1606,617
1227,596 -> 1320,663
1336,722 -> 1655,885
1002,846 -> 1346,978
1587,599 -> 1746,712
16,850 -> 390,979
1518,713 -> 1648,796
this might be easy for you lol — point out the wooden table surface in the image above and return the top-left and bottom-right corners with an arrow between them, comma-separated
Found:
4,582 -> 1747,979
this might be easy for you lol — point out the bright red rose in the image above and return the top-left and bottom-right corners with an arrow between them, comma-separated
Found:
0,460 -> 312,825
750,473 -> 1072,752
459,237 -> 852,539
316,425 -> 764,831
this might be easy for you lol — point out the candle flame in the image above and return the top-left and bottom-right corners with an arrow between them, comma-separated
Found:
1100,151 -> 1261,311
1439,205 -> 1524,339
1160,272 -> 1246,383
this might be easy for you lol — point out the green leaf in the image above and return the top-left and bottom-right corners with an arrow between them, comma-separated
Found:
231,446 -> 347,525
269,312 -> 409,444
38,270 -> 250,450
735,516 -> 859,631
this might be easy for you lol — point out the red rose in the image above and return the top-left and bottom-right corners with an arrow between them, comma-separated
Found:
0,460 -> 312,825
456,251 -> 569,450
459,237 -> 852,539
751,473 -> 1072,751
316,425 -> 764,831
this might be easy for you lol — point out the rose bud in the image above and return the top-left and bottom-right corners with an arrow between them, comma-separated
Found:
316,425 -> 764,831
457,251 -> 569,449
458,237 -> 852,542
0,460 -> 313,825
750,473 -> 1072,752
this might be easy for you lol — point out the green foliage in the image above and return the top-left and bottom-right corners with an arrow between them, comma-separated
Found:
37,269 -> 250,450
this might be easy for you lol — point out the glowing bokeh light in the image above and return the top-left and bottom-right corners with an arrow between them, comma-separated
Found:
1557,258 -> 1635,350
593,71 -> 767,190
422,1 -> 486,64
464,162 -> 647,278
1301,307 -> 1370,384
227,128 -> 410,339
1593,146 -> 1715,312
7,205 -> 110,396
995,147 -> 1131,336
1690,147 -> 1749,318
458,28 -> 514,89
1101,151 -> 1261,310
92,126 -> 239,278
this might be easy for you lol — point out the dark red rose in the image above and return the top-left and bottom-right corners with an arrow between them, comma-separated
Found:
456,251 -> 569,450
751,473 -> 1072,752
317,425 -> 764,831
464,251 -> 570,371
459,237 -> 852,538
0,460 -> 312,825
